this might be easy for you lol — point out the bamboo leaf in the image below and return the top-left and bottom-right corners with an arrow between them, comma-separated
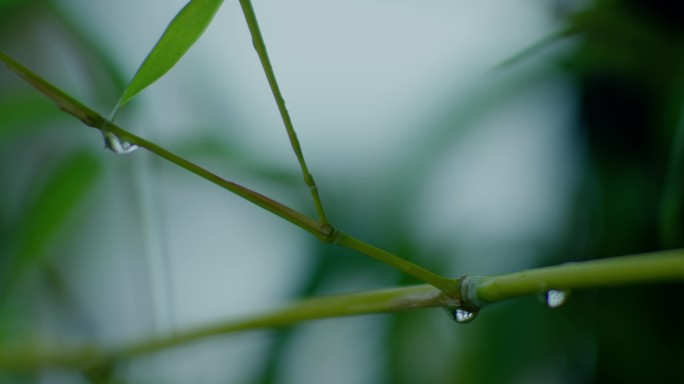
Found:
491,26 -> 577,71
114,0 -> 224,113
660,108 -> 684,248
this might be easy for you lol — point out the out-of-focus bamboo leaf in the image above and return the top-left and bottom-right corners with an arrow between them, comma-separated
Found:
114,0 -> 224,112
660,109 -> 684,248
0,0 -> 22,9
0,95 -> 66,141
491,26 -> 577,71
1,151 -> 101,296
0,52 -> 105,129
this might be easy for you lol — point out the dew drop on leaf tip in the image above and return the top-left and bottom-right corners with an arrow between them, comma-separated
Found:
541,289 -> 569,309
103,131 -> 138,155
443,305 -> 479,324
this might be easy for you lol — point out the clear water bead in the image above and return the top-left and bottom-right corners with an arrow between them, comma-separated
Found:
543,290 -> 569,309
103,131 -> 138,154
443,305 -> 479,324
454,309 -> 477,323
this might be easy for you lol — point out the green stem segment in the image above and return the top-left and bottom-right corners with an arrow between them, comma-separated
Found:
334,232 -> 459,296
3,249 -> 684,372
113,284 -> 451,360
0,51 -> 327,240
114,125 -> 329,240
0,51 -> 452,291
466,248 -> 684,306
238,0 -> 328,224
0,284 -> 454,371
7,51 -> 684,366
0,52 -> 102,127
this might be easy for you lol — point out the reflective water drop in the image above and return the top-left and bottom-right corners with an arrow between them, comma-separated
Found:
542,289 -> 569,309
103,131 -> 138,154
453,309 -> 477,323
443,305 -> 479,324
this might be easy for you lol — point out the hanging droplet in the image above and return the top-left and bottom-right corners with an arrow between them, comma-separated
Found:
103,131 -> 138,154
541,289 -> 569,309
442,305 -> 479,324
453,309 -> 477,323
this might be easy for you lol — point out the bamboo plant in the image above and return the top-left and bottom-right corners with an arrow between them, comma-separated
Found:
0,0 -> 683,380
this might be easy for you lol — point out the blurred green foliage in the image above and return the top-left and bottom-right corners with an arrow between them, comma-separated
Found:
1,150 -> 101,297
1,0 -> 683,382
567,1 -> 684,381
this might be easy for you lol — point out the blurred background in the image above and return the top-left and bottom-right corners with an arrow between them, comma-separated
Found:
1,0 -> 683,382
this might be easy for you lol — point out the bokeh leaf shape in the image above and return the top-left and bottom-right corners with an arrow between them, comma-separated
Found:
114,0 -> 224,113
0,94 -> 66,141
1,151 -> 101,297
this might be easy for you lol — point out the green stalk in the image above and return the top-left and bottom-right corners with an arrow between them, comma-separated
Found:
122,248 -> 684,358
0,52 -> 458,292
238,0 -> 329,224
111,284 -> 451,360
0,346 -> 98,372
334,232 -> 459,296
0,52 -> 102,128
465,248 -> 684,306
3,248 -> 683,372
0,51 -> 326,240
0,284 -> 453,371
113,125 -> 329,240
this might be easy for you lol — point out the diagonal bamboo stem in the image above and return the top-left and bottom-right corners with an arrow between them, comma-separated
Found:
238,0 -> 329,224
0,51 -> 455,292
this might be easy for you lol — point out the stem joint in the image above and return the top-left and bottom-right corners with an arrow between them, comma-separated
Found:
458,275 -> 484,311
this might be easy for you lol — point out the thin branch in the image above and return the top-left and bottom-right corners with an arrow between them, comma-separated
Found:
238,0 -> 329,224
0,345 -> 98,372
463,248 -> 684,307
0,51 -> 455,290
111,284 -> 452,360
5,55 -> 684,371
2,248 -> 683,372
116,125 -> 328,239
0,51 -> 327,240
0,284 -> 454,372
334,231 -> 459,296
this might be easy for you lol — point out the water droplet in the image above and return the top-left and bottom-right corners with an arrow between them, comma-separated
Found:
103,131 -> 138,154
541,289 -> 569,309
443,305 -> 479,324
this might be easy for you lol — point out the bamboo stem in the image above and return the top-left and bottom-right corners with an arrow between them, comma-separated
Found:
2,248 -> 683,372
238,0 -> 329,224
467,248 -> 684,306
334,231 -> 459,296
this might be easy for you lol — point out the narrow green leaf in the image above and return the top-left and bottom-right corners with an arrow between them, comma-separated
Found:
1,151 -> 102,296
115,0 -> 224,112
660,106 -> 684,248
491,26 -> 577,71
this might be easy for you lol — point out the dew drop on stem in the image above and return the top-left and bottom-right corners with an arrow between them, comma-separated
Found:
103,131 -> 138,154
540,289 -> 569,309
443,305 -> 479,324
